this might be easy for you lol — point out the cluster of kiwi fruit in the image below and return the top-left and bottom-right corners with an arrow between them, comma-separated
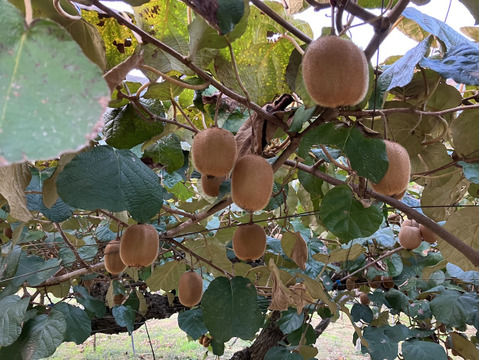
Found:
104,224 -> 159,275
399,218 -> 437,250
192,127 -> 274,261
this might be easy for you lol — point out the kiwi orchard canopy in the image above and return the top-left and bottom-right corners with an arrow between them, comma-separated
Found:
0,0 -> 477,359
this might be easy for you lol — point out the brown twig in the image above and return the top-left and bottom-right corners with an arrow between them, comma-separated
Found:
161,205 -> 196,220
342,104 -> 479,118
54,223 -> 91,269
250,0 -> 313,44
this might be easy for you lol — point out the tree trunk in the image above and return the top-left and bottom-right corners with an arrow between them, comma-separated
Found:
230,311 -> 285,360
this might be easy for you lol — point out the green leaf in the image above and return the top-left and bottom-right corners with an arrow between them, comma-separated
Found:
26,168 -> 73,223
363,324 -> 413,360
451,109 -> 479,158
313,244 -> 365,264
351,303 -> 374,323
430,289 -> 478,328
384,289 -> 410,313
143,81 -> 185,101
217,0 -> 245,35
11,310 -> 67,360
287,324 -> 317,346
73,285 -> 106,319
53,303 -> 91,345
201,276 -> 264,342
289,105 -> 315,132
264,346 -> 303,360
112,305 -> 136,334
56,145 -> 165,223
319,185 -> 383,241
145,260 -> 186,292
0,244 -> 22,285
277,308 -> 304,334
104,99 -> 165,149
298,165 -> 323,195
177,308 -> 208,340
402,339 -> 447,360
0,2 -> 108,164
298,122 -> 389,183
0,295 -> 29,346
440,207 -> 479,271
143,134 -> 184,173
459,162 -> 479,184
12,253 -> 61,287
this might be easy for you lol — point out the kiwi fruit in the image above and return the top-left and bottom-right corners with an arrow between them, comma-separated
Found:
233,223 -> 267,261
113,293 -> 125,306
359,292 -> 370,305
369,275 -> 382,289
201,175 -> 226,197
419,224 -> 437,244
371,140 -> 411,199
104,240 -> 127,275
192,127 -> 237,177
381,276 -> 395,289
3,227 -> 12,239
346,277 -> 356,290
398,225 -> 422,250
231,154 -> 274,212
120,224 -> 159,267
178,271 -> 203,307
302,35 -> 369,108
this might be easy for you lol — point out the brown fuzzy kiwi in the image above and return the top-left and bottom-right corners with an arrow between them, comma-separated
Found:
401,218 -> 419,228
192,127 -> 237,177
233,223 -> 267,261
104,240 -> 127,275
113,294 -> 125,306
178,271 -> 203,307
381,276 -> 395,289
398,225 -> 422,250
419,224 -> 437,244
120,224 -> 159,267
369,275 -> 382,289
201,175 -> 226,197
346,277 -> 356,290
3,227 -> 13,239
302,36 -> 369,108
359,292 -> 370,305
231,154 -> 274,212
371,140 -> 411,199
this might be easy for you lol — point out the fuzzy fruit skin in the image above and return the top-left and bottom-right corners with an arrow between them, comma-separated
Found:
346,277 -> 356,290
201,175 -> 226,197
401,218 -> 418,228
302,36 -> 369,108
120,224 -> 159,267
359,292 -> 370,305
382,276 -> 395,289
419,224 -> 437,244
231,154 -> 274,212
398,225 -> 422,250
192,127 -> 237,177
371,140 -> 411,199
233,223 -> 267,261
178,271 -> 203,307
104,240 -> 127,275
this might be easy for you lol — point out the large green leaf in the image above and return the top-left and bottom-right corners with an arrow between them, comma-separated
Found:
112,305 -> 136,334
402,339 -> 447,360
53,302 -> 91,345
104,99 -> 166,149
298,122 -> 388,183
201,276 -> 264,343
12,252 -> 61,287
362,324 -> 413,360
0,295 -> 30,347
0,2 -> 108,165
177,308 -> 208,340
3,310 -> 67,360
451,109 -> 479,158
145,260 -> 186,292
56,145 -> 165,223
277,308 -> 304,334
319,185 -> 383,241
430,289 -> 478,328
0,244 -> 22,285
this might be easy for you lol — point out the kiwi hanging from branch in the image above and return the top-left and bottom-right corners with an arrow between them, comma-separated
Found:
232,223 -> 267,262
119,224 -> 159,268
